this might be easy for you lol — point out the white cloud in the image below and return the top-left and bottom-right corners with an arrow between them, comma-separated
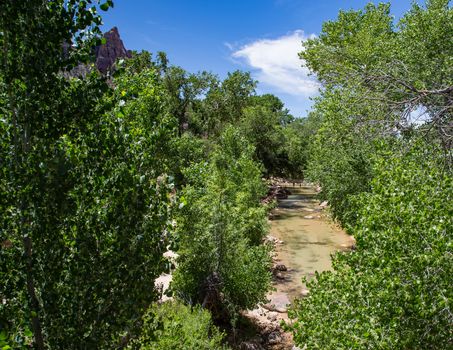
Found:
231,30 -> 320,96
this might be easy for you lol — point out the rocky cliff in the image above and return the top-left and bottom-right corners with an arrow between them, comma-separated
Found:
65,26 -> 131,77
95,26 -> 132,73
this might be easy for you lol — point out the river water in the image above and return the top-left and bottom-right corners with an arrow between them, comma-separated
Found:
266,184 -> 355,311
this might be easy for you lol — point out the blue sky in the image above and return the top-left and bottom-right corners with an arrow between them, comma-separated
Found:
101,0 -> 418,117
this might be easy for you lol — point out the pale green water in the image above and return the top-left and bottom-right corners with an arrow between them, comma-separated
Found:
266,184 -> 354,309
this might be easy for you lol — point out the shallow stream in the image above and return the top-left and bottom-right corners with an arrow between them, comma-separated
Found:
266,184 -> 354,310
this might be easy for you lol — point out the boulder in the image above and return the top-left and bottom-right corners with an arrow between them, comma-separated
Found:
163,250 -> 179,263
265,235 -> 284,245
262,303 -> 287,313
275,272 -> 285,280
267,331 -> 282,345
266,311 -> 278,322
274,264 -> 287,271
240,341 -> 264,350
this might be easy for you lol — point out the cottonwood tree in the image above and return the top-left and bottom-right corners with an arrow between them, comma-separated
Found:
301,0 -> 452,151
171,127 -> 271,324
1,1 -> 174,348
288,1 -> 453,348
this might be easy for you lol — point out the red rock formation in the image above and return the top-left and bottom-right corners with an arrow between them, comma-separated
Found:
95,26 -> 131,73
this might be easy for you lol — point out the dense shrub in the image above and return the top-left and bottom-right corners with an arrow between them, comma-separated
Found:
288,143 -> 452,349
306,90 -> 376,227
128,301 -> 228,350
171,127 -> 272,322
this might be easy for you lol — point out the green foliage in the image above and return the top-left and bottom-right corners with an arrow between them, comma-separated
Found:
160,65 -> 217,136
301,0 -> 452,146
303,0 -> 452,224
236,93 -> 306,178
281,110 -> 322,180
289,1 -> 453,348
168,133 -> 210,186
0,2 -> 178,347
300,1 -> 401,225
1,68 -> 175,349
171,127 -> 272,322
397,0 -> 452,99
128,302 -> 228,350
1,1 -> 301,347
306,90 -> 378,227
240,105 -> 286,175
301,2 -> 394,89
195,70 -> 256,137
288,143 -> 452,349
127,52 -> 306,178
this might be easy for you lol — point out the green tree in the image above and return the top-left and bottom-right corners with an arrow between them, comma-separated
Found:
240,93 -> 303,177
240,105 -> 286,176
0,1 -> 176,348
302,0 -> 452,224
288,1 -> 453,348
281,109 -> 323,180
159,64 -> 217,136
301,0 -> 452,150
288,142 -> 452,349
171,127 -> 271,323
0,1 -> 108,347
306,90 -> 379,226
201,71 -> 256,136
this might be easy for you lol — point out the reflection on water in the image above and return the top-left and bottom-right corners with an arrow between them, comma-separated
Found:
267,184 -> 354,309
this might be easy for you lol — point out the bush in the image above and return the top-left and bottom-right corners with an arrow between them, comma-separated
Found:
287,142 -> 453,349
306,91 -> 376,228
171,127 -> 272,322
128,301 -> 228,350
